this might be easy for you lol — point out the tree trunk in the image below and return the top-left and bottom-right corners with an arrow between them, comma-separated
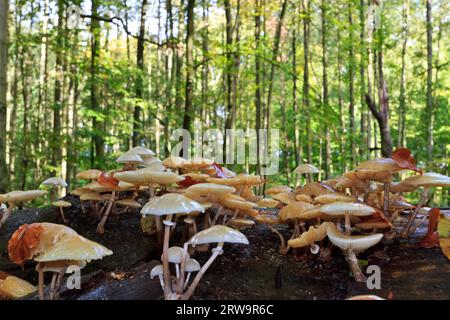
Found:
425,0 -> 433,165
398,0 -> 408,148
132,0 -> 148,147
254,0 -> 262,175
348,1 -> 356,167
183,0 -> 195,132
302,0 -> 311,164
0,0 -> 9,191
321,0 -> 331,178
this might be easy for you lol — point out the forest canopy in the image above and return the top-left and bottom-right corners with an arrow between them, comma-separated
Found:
0,0 -> 448,206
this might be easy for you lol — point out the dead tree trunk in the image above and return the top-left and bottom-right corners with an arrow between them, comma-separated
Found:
0,0 -> 9,191
183,0 -> 195,132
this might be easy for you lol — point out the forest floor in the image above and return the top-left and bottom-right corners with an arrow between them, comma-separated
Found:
0,194 -> 449,300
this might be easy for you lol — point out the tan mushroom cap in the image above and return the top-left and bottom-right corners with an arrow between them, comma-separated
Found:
257,198 -> 279,208
265,185 -> 293,195
0,276 -> 37,299
186,183 -> 236,196
182,173 -> 210,182
115,169 -> 184,185
127,146 -> 155,157
287,222 -> 331,248
294,182 -> 335,197
319,202 -> 377,217
218,194 -> 256,211
295,194 -> 313,203
314,193 -> 356,204
71,187 -> 91,196
345,169 -> 393,183
76,169 -> 102,181
34,235 -> 113,262
401,172 -> 450,188
279,201 -> 315,221
187,225 -> 249,245
116,152 -> 144,164
84,181 -> 115,193
356,158 -> 401,172
180,157 -> 214,170
79,192 -> 103,201
37,260 -> 87,273
52,200 -> 72,208
41,177 -> 68,187
334,175 -> 369,191
271,192 -> 296,204
254,214 -> 281,225
0,190 -> 46,204
228,218 -> 255,228
162,156 -> 187,168
293,163 -> 320,175
116,199 -> 142,209
327,223 -> 383,253
141,193 -> 204,216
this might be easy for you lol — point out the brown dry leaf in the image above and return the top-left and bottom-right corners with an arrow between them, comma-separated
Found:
438,214 -> 450,260
7,224 -> 44,266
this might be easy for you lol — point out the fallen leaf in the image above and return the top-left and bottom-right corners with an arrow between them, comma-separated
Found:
391,148 -> 421,173
8,224 -> 44,266
438,213 -> 450,260
98,171 -> 119,188
177,176 -> 201,188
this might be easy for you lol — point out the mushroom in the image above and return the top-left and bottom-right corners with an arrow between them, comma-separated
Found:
314,193 -> 356,204
75,169 -> 102,181
293,163 -> 319,184
162,156 -> 187,170
140,193 -> 204,299
227,218 -> 255,230
177,225 -> 249,300
256,198 -> 279,208
52,200 -> 72,223
116,151 -> 144,170
271,192 -> 297,205
163,246 -> 188,278
7,223 -> 112,299
139,157 -> 165,172
185,183 -> 236,203
400,172 -> 450,237
40,177 -> 68,202
327,223 -> 383,282
0,190 -> 47,228
265,185 -> 293,195
95,172 -> 122,235
183,258 -> 201,290
288,222 -> 331,254
0,276 -> 37,299
150,264 -> 165,289
127,146 -> 155,158
179,157 -> 214,172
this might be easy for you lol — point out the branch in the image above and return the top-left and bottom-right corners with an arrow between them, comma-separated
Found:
365,93 -> 382,123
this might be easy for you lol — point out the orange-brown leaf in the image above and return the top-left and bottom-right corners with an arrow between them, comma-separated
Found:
8,224 -> 44,266
391,148 -> 421,173
98,171 -> 119,188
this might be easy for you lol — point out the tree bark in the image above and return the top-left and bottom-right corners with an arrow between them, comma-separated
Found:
254,0 -> 262,175
302,0 -> 312,164
183,0 -> 195,132
321,0 -> 331,178
0,0 -> 9,191
398,0 -> 408,148
425,0 -> 433,165
348,1 -> 356,167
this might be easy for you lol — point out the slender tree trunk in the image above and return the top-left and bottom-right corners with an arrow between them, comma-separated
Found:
321,0 -> 331,178
254,0 -> 262,175
132,0 -> 148,147
183,0 -> 195,132
0,0 -> 9,191
359,0 -> 367,158
398,0 -> 408,148
302,0 -> 312,164
348,1 -> 356,167
425,0 -> 433,165
292,26 -> 300,168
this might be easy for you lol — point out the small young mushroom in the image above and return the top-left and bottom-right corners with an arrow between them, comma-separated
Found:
150,264 -> 165,289
140,193 -> 204,299
293,163 -> 319,184
40,177 -> 68,202
0,190 -> 47,228
163,246 -> 189,278
183,258 -> 201,290
7,223 -> 112,299
52,200 -> 72,223
96,172 -> 121,234
287,222 -> 331,254
116,151 -> 144,170
0,276 -> 37,299
327,223 -> 383,282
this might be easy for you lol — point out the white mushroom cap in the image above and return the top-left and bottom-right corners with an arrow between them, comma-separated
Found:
319,202 -> 377,217
116,199 -> 142,208
127,146 -> 155,157
116,152 -> 144,164
141,193 -> 204,216
162,156 -> 186,168
185,258 -> 201,272
402,172 -> 450,188
327,223 -> 383,253
188,225 -> 249,245
293,163 -> 319,175
52,200 -> 72,208
162,246 -> 189,264
116,169 -> 184,185
79,192 -> 103,201
0,190 -> 47,204
41,177 -> 68,187
150,264 -> 164,279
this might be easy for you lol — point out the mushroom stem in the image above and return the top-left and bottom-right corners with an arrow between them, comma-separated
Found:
59,207 -> 68,223
175,264 -> 180,278
49,273 -> 57,300
181,242 -> 224,300
148,182 -> 155,198
0,204 -> 14,228
383,182 -> 390,217
162,214 -> 174,298
183,272 -> 192,290
177,242 -> 189,294
345,250 -> 366,282
37,262 -> 45,300
344,212 -> 351,236
154,216 -> 163,245
268,225 -> 288,255
96,191 -> 116,234
53,266 -> 67,300
157,275 -> 164,289
401,188 -> 429,237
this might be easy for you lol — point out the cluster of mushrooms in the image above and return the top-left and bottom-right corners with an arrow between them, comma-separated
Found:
0,146 -> 449,300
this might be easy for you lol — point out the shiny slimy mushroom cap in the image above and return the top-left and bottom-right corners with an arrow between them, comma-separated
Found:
116,152 -> 144,164
79,192 -> 103,201
327,223 -> 383,253
0,190 -> 47,204
401,172 -> 450,188
179,157 -> 214,170
188,225 -> 249,245
141,193 -> 204,216
356,158 -> 401,172
0,276 -> 37,299
76,169 -> 102,181
185,258 -> 201,272
293,163 -> 320,175
127,146 -> 155,157
41,177 -> 68,188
